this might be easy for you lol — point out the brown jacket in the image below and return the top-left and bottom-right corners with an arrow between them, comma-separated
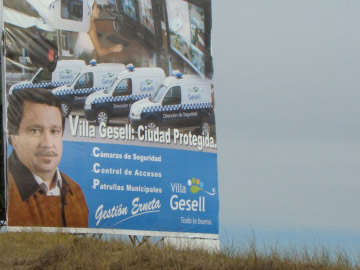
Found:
7,152 -> 89,228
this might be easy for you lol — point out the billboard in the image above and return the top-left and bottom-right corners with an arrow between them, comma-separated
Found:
1,0 -> 218,239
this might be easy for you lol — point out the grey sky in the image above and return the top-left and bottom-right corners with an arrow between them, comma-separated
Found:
212,0 -> 360,243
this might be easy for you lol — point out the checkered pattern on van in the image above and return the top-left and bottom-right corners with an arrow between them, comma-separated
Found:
182,103 -> 212,110
12,81 -> 71,91
13,82 -> 51,90
142,105 -> 180,113
142,102 -> 212,113
133,94 -> 151,100
93,95 -> 129,104
92,94 -> 151,104
52,81 -> 72,87
54,87 -> 103,96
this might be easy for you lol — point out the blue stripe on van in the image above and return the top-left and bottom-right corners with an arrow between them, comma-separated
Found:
142,102 -> 212,113
54,87 -> 103,96
12,81 -> 71,90
92,94 -> 151,104
13,82 -> 51,89
52,81 -> 72,87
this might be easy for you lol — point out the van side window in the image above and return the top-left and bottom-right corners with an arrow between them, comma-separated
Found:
163,86 -> 181,106
75,72 -> 93,89
114,79 -> 132,96
33,70 -> 51,83
61,0 -> 83,21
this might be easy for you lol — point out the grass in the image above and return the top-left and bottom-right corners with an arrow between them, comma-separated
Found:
0,232 -> 358,270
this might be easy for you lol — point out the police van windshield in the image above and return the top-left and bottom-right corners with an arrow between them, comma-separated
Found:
70,73 -> 81,86
74,72 -> 93,89
32,69 -> 51,83
150,84 -> 167,103
105,77 -> 119,94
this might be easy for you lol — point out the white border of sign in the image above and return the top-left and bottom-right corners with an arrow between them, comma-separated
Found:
7,226 -> 219,240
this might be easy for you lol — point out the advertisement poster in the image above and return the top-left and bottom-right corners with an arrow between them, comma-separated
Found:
1,0 -> 218,239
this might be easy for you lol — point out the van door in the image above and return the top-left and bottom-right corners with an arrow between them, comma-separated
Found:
161,86 -> 183,127
31,69 -> 52,89
112,78 -> 133,116
73,72 -> 94,106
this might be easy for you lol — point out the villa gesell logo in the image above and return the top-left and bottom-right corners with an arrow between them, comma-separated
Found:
167,175 -> 218,230
140,79 -> 155,92
59,69 -> 74,80
188,86 -> 204,94
192,87 -> 200,93
189,177 -> 216,195
170,177 -> 216,213
187,86 -> 203,101
101,73 -> 116,85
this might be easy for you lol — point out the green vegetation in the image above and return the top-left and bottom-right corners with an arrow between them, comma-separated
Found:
0,232 -> 358,270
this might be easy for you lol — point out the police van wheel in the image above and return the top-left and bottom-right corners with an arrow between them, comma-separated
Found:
201,118 -> 211,136
146,120 -> 158,131
61,102 -> 71,117
96,110 -> 109,125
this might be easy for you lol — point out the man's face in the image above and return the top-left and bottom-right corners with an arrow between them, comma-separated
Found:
11,101 -> 63,178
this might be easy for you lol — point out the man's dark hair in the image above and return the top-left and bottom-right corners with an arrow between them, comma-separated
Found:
7,88 -> 65,136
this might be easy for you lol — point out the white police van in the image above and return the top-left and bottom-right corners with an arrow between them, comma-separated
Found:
9,60 -> 86,95
84,65 -> 166,124
129,72 -> 215,135
52,60 -> 125,116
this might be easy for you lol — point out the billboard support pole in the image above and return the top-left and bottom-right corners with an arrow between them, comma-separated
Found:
90,234 -> 103,240
129,235 -> 151,246
128,235 -> 166,247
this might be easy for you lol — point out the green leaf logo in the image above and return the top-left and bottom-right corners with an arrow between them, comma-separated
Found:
187,178 -> 216,195
188,177 -> 204,194
190,185 -> 203,194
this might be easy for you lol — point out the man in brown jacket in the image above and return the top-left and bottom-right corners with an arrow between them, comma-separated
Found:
7,88 -> 88,227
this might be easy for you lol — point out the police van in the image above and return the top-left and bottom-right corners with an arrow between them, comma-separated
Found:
9,60 -> 86,95
52,60 -> 125,116
129,72 -> 215,135
84,65 -> 165,124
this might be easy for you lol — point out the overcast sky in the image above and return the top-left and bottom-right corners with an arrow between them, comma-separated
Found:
212,0 -> 360,252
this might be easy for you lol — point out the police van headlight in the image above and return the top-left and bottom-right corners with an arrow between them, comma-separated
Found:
130,108 -> 141,119
84,100 -> 92,110
130,111 -> 141,120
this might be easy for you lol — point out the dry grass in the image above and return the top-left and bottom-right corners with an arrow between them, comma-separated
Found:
0,232 -> 358,270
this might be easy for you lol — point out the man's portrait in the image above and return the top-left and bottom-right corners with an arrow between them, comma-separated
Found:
7,88 -> 88,227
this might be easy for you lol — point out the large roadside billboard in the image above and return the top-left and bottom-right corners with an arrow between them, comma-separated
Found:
1,0 -> 218,240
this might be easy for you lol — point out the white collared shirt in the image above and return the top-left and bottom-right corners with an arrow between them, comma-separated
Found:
33,168 -> 62,196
